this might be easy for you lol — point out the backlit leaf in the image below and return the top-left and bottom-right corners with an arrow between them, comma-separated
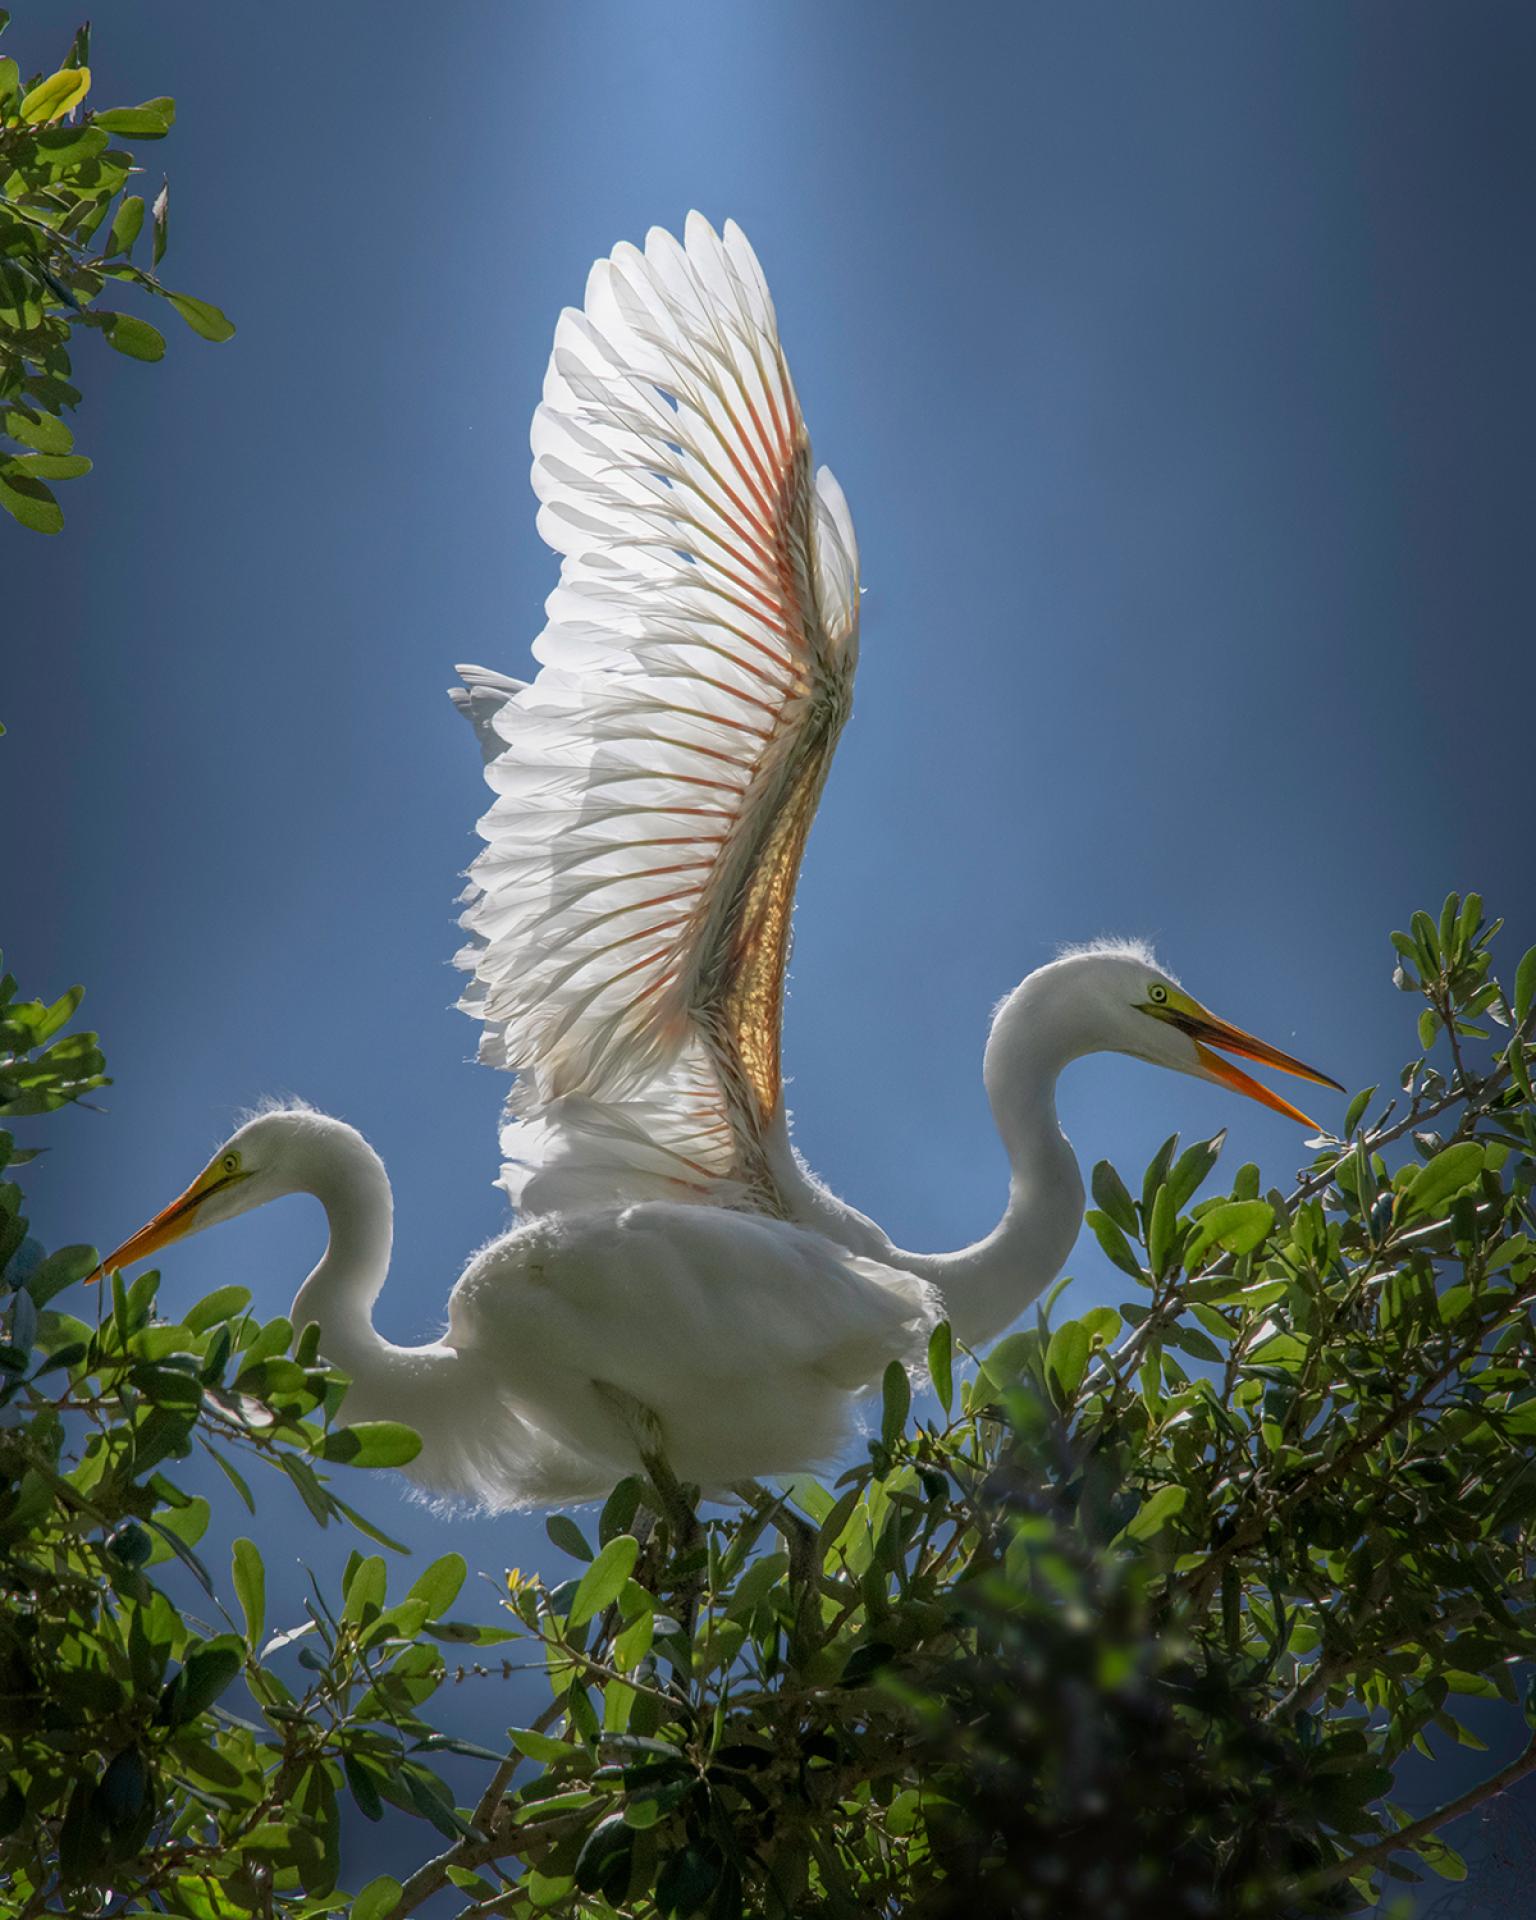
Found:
567,1535 -> 640,1629
231,1537 -> 264,1644
97,311 -> 166,362
165,290 -> 236,342
1045,1321 -> 1090,1405
20,65 -> 90,124
319,1420 -> 421,1468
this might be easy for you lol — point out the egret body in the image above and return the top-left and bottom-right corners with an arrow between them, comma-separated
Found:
103,217 -> 1338,1508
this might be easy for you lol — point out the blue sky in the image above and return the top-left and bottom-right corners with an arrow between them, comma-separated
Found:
7,2 -> 1535,1905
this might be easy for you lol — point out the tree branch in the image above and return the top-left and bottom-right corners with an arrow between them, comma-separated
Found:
1305,1731 -> 1536,1894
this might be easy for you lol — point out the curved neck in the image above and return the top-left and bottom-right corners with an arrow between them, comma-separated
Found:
287,1122 -> 411,1396
894,1017 -> 1085,1349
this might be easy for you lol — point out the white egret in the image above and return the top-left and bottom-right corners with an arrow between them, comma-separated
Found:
102,215 -> 1338,1509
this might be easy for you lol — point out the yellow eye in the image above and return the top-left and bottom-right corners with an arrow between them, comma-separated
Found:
1148,983 -> 1169,1005
221,1152 -> 240,1175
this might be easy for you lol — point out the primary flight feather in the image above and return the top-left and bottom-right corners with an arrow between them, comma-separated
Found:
101,215 -> 1339,1509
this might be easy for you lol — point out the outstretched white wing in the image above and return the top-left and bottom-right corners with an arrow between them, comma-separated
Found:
457,215 -> 860,1214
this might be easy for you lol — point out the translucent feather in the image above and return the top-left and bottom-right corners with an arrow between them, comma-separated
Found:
456,215 -> 860,1209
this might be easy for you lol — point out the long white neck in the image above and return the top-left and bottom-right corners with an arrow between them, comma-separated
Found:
215,1110 -> 586,1511
891,997 -> 1085,1348
770,965 -> 1097,1349
284,1118 -> 450,1423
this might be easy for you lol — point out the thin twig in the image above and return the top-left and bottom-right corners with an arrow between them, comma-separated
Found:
1304,1732 -> 1536,1894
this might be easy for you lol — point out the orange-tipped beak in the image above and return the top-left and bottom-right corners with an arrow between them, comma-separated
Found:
93,1164 -> 250,1281
1179,1010 -> 1342,1130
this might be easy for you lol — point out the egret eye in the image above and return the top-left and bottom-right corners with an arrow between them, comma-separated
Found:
1147,983 -> 1169,1005
221,1152 -> 240,1175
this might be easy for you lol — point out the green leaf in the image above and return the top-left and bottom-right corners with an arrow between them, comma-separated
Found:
92,105 -> 172,136
1399,1141 -> 1484,1221
927,1319 -> 953,1415
404,1551 -> 467,1620
1044,1321 -> 1090,1406
207,1445 -> 255,1513
1418,1008 -> 1440,1052
1168,1324 -> 1223,1363
1415,1834 -> 1468,1881
1080,1305 -> 1122,1347
1343,1085 -> 1377,1136
599,1476 -> 642,1545
352,1875 -> 404,1920
546,1514 -> 593,1562
880,1360 -> 910,1450
5,452 -> 91,480
319,1420 -> 422,1468
165,1642 -> 242,1724
165,290 -> 236,342
1120,1483 -> 1188,1543
1090,1159 -> 1138,1235
568,1534 -> 640,1629
1187,1200 -> 1273,1263
1148,1185 -> 1178,1275
1438,891 -> 1461,957
343,1553 -> 387,1623
0,469 -> 62,535
3,407 -> 72,453
107,193 -> 145,255
342,1752 -> 384,1822
1515,946 -> 1536,1028
1411,909 -> 1441,971
183,1284 -> 252,1332
97,311 -> 166,362
1141,1132 -> 1179,1222
1166,1133 -> 1224,1214
1086,1209 -> 1145,1280
231,1537 -> 264,1645
20,67 -> 90,124
779,1474 -> 835,1523
25,1242 -> 98,1304
510,1726 -> 584,1766
331,1492 -> 408,1552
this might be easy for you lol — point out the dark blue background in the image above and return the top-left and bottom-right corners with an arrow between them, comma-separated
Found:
5,4 -> 1534,1908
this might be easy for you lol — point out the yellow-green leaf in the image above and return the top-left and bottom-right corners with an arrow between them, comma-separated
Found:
20,66 -> 90,125
1120,1483 -> 1188,1543
353,1877 -> 404,1920
927,1320 -> 953,1416
1187,1200 -> 1274,1263
231,1537 -> 264,1644
1045,1321 -> 1090,1405
108,193 -> 144,255
567,1535 -> 639,1629
320,1420 -> 421,1468
1398,1142 -> 1484,1222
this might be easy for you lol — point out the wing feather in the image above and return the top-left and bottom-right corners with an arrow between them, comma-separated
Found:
457,215 -> 858,1210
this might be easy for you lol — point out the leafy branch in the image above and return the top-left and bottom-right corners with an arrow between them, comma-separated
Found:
0,15 -> 233,533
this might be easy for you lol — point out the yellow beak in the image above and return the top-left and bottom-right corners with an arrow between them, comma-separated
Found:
1153,1002 -> 1342,1130
94,1165 -> 252,1280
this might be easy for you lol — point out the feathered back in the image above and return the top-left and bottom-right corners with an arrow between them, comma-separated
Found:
456,215 -> 860,1213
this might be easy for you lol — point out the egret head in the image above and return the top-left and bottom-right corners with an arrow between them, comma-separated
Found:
991,942 -> 1341,1128
95,1108 -> 318,1276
